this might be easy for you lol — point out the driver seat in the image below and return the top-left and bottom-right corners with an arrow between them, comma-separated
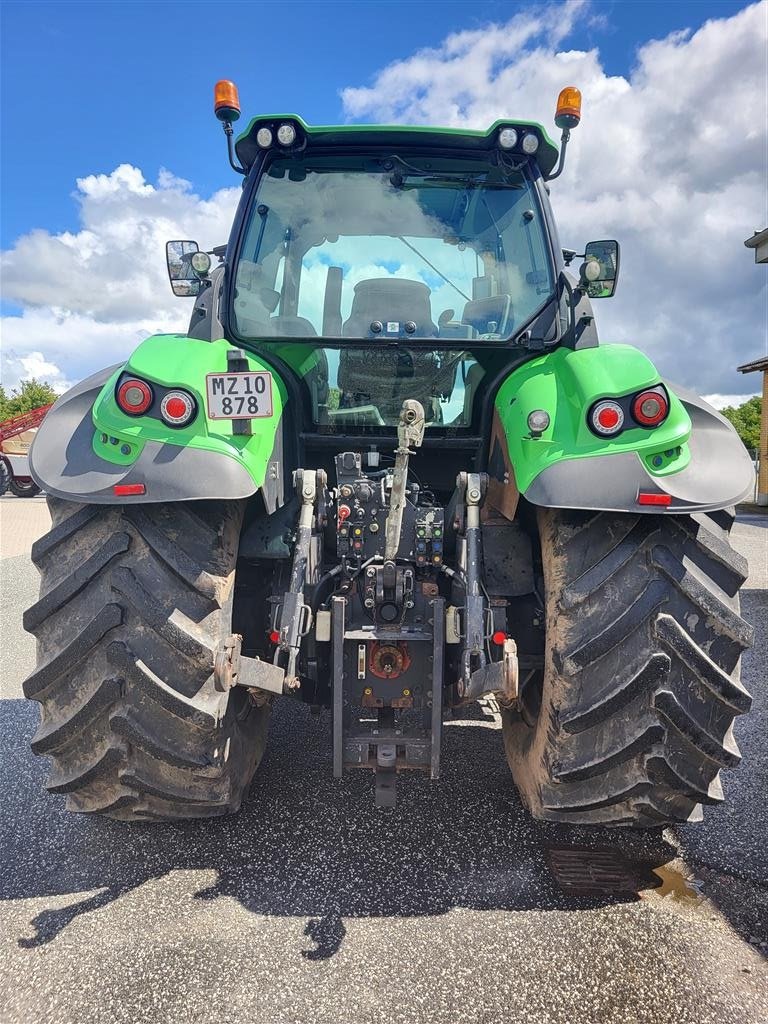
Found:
342,278 -> 438,338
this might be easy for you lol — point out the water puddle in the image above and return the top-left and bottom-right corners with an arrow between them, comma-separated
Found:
645,864 -> 705,905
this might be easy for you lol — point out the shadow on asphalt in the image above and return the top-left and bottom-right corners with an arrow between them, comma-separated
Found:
3,698 -> 688,958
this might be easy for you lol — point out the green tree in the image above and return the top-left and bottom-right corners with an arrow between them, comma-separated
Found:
0,379 -> 58,422
720,395 -> 762,452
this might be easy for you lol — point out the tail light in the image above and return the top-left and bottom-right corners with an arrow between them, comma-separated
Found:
632,388 -> 669,427
589,400 -> 624,436
160,390 -> 196,427
117,379 -> 153,416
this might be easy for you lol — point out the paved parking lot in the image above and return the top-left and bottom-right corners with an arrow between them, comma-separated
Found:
1,494 -> 766,1024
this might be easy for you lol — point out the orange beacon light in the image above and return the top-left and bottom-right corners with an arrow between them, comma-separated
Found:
555,87 -> 582,130
214,80 -> 241,123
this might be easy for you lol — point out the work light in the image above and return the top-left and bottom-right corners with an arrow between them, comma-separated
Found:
498,127 -> 518,150
277,123 -> 297,146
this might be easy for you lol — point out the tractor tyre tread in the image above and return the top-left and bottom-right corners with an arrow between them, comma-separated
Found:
23,497 -> 269,821
502,506 -> 752,827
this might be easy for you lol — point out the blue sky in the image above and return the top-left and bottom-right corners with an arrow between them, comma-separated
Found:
0,0 -> 749,247
1,0 -> 765,401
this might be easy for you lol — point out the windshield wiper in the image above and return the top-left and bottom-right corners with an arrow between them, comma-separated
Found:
396,236 -> 472,302
252,204 -> 270,263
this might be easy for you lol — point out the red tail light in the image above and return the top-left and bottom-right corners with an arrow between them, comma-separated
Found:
160,390 -> 196,427
589,399 -> 624,436
633,388 -> 669,427
117,379 -> 153,416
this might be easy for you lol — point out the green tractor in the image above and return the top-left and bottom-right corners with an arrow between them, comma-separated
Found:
23,82 -> 754,825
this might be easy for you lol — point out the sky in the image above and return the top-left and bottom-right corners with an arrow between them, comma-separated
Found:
1,0 -> 766,407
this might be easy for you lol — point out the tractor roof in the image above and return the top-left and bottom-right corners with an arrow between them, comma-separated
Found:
235,115 -> 559,177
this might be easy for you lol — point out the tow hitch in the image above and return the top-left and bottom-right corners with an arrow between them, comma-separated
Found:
224,400 -> 520,808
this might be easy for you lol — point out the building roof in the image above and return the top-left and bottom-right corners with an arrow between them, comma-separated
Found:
737,356 -> 768,374
745,228 -> 768,249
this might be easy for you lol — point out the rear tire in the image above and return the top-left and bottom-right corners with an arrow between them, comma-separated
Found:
9,477 -> 41,498
23,497 -> 270,820
502,506 -> 753,827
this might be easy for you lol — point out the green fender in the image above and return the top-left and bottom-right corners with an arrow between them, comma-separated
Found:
29,335 -> 298,506
492,344 -> 753,514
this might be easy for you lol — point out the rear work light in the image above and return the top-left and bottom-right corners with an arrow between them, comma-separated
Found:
160,390 -> 196,427
117,379 -> 153,416
256,127 -> 273,148
632,388 -> 669,427
589,400 -> 624,436
498,127 -> 519,149
276,123 -> 297,146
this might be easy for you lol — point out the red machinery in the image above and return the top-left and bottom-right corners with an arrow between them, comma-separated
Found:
0,403 -> 52,497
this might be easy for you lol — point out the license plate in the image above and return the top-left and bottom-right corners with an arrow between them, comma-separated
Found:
205,372 -> 274,420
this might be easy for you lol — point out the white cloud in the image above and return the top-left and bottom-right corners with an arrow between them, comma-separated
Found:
2,164 -> 239,324
1,350 -> 74,395
341,1 -> 768,395
1,165 -> 239,392
1,308 -> 181,395
703,392 -> 760,411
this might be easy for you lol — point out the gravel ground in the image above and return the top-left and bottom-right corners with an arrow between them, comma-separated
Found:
1,501 -> 766,1024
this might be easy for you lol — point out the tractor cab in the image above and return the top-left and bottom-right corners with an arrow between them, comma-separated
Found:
226,130 -> 557,436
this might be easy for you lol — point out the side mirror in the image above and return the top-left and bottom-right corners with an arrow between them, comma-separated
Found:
166,240 -> 210,297
579,239 -> 620,298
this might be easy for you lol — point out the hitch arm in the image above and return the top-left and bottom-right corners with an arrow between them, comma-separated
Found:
275,469 -> 322,686
456,472 -> 488,697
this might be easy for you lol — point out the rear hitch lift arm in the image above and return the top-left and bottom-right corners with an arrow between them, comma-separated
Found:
276,469 -> 324,687
453,473 -> 519,704
456,472 -> 488,697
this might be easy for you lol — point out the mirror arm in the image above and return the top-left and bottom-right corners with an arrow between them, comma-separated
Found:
223,122 -> 246,176
546,128 -> 570,181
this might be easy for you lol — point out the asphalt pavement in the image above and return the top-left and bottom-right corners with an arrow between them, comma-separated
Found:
1,495 -> 766,1024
